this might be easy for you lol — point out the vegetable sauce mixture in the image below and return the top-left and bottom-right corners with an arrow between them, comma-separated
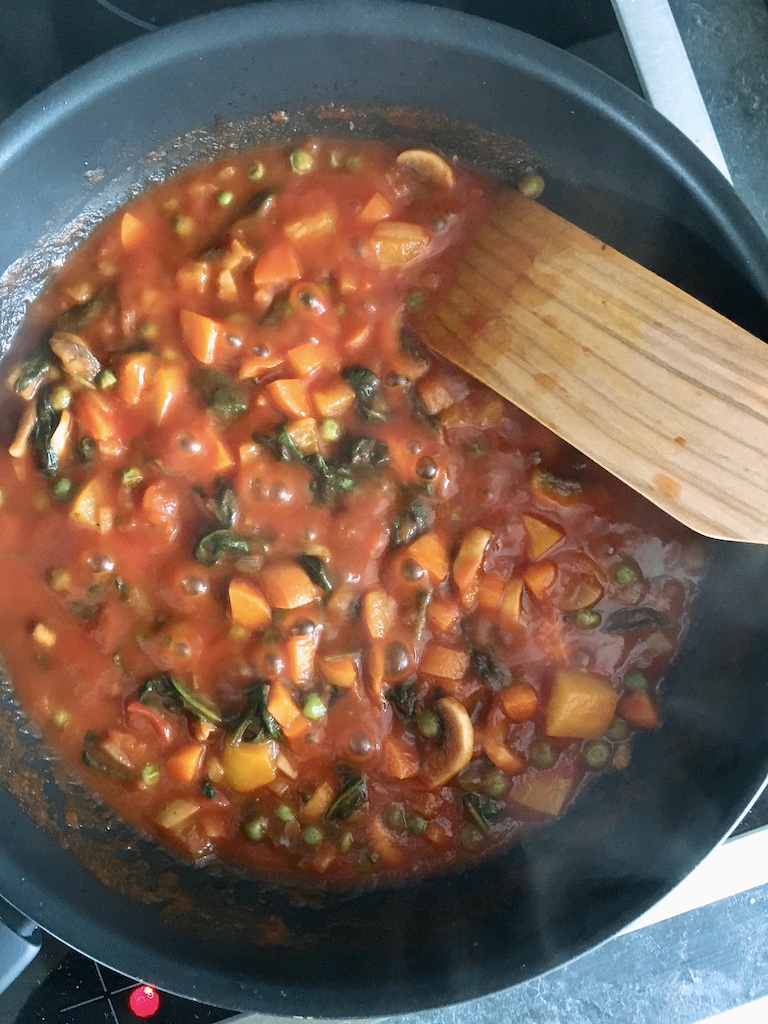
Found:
0,140 -> 703,881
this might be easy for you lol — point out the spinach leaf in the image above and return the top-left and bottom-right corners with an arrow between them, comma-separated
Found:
603,607 -> 668,632
56,287 -> 112,332
386,682 -> 417,719
326,768 -> 368,821
297,554 -> 333,593
342,365 -> 389,421
12,352 -> 52,396
31,386 -> 61,477
462,792 -> 503,834
140,672 -> 223,726
194,529 -> 251,566
306,454 -> 355,507
230,681 -> 282,745
347,435 -> 389,468
391,499 -> 433,549
192,367 -> 248,425
210,479 -> 238,528
471,646 -> 512,691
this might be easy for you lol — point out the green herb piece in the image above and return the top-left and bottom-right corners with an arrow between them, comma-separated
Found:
303,825 -> 323,845
391,499 -> 433,549
528,739 -> 559,770
32,386 -> 61,477
217,189 -> 235,206
463,791 -> 503,834
96,368 -> 117,389
82,731 -> 136,781
297,554 -> 333,593
249,161 -> 266,180
243,816 -> 267,841
51,478 -> 72,501
140,763 -> 160,786
406,289 -> 424,311
467,442 -> 485,459
319,418 -> 341,442
326,768 -> 367,821
290,149 -> 314,173
342,365 -> 389,421
275,803 -> 295,822
12,352 -> 52,396
192,367 -> 248,425
121,466 -> 143,488
386,682 -> 417,719
302,693 -> 327,721
139,672 -> 222,726
193,529 -> 251,567
78,437 -> 97,465
603,607 -> 667,632
471,646 -> 512,691
624,669 -> 649,691
582,739 -> 612,770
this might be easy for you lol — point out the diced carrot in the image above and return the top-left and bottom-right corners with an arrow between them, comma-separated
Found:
359,191 -> 394,224
371,221 -> 430,268
176,261 -> 211,296
383,735 -> 419,779
286,342 -> 327,378
265,378 -> 312,418
259,562 -> 323,609
179,309 -> 223,365
499,577 -> 524,628
166,743 -> 205,784
424,821 -> 449,845
313,380 -> 356,418
477,571 -> 505,611
523,514 -> 565,559
222,738 -> 278,792
286,631 -> 320,688
228,577 -> 272,631
238,352 -> 283,380
207,430 -> 235,474
267,680 -> 310,740
452,527 -> 492,608
420,644 -> 469,680
153,362 -> 186,423
76,391 -> 117,444
546,668 -> 618,739
117,352 -> 155,407
426,597 -> 460,633
318,654 -> 358,688
617,690 -> 661,730
417,376 -> 456,415
362,589 -> 397,639
523,560 -> 557,600
500,682 -> 539,722
406,532 -> 449,583
301,780 -> 335,820
69,476 -> 111,530
252,240 -> 302,287
285,417 -> 320,454
120,211 -> 150,250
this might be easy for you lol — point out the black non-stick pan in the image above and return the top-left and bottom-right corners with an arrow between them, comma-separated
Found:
2,2 -> 768,1016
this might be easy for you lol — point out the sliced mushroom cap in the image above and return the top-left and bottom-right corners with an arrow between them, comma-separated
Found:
396,149 -> 456,190
422,695 -> 474,789
50,331 -> 102,384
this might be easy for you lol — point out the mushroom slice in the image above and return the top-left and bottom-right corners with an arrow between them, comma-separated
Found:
50,331 -> 102,384
422,695 -> 474,789
9,403 -> 37,458
396,148 -> 456,190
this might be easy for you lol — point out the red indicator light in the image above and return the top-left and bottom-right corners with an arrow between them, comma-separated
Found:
129,984 -> 161,1018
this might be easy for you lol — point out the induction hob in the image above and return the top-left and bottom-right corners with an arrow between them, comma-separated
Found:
1,2 -> 768,1023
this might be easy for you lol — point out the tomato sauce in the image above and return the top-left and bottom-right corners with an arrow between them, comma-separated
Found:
0,139 -> 704,881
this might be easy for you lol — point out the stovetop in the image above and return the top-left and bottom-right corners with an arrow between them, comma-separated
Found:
2,2 -> 768,1023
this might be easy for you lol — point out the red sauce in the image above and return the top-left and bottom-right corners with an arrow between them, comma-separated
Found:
0,140 -> 704,881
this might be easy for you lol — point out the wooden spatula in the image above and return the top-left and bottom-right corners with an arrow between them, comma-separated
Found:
421,189 -> 768,545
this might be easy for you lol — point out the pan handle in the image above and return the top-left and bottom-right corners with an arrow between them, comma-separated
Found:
0,895 -> 41,993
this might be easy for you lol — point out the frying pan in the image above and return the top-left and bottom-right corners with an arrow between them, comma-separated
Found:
2,1 -> 768,1016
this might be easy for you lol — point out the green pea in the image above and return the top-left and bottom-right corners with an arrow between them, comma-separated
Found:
319,419 -> 341,442
574,608 -> 601,630
528,739 -> 559,770
383,804 -> 406,832
173,214 -> 195,237
217,189 -> 235,206
302,693 -> 327,721
406,289 -> 424,312
518,172 -> 545,199
51,478 -> 73,501
290,149 -> 314,174
346,155 -> 363,171
96,368 -> 117,390
406,812 -> 428,836
140,763 -> 160,786
275,803 -> 295,822
483,768 -> 509,798
303,826 -> 323,846
625,669 -> 648,691
460,825 -> 481,850
121,466 -> 143,488
606,716 -> 629,742
243,816 -> 268,841
582,739 -> 612,770
417,710 -> 442,739
615,563 -> 638,585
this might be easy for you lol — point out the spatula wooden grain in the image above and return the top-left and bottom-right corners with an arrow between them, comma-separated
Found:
422,189 -> 768,544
